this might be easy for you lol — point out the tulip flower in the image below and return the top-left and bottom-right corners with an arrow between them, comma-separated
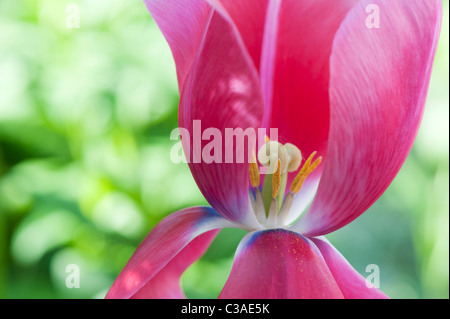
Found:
106,0 -> 442,299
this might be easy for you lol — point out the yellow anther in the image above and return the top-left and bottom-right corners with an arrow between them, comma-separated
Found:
272,160 -> 281,198
249,151 -> 260,188
290,152 -> 322,194
292,151 -> 316,183
306,156 -> 322,175
264,135 -> 270,143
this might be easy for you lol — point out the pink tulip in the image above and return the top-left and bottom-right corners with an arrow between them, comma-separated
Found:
106,0 -> 442,299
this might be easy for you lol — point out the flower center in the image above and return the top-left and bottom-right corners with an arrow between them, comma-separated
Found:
249,139 -> 322,229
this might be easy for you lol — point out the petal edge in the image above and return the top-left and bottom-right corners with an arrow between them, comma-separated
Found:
106,206 -> 234,299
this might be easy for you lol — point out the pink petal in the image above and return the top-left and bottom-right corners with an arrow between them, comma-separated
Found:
105,207 -> 234,299
131,231 -> 218,299
260,0 -> 358,199
143,0 -> 212,89
295,0 -> 442,236
312,237 -> 389,299
207,0 -> 269,72
179,11 -> 265,227
219,229 -> 343,299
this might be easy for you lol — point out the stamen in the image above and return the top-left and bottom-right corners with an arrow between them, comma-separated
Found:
271,160 -> 281,199
278,191 -> 294,225
248,139 -> 321,229
266,198 -> 278,227
254,188 -> 266,224
290,152 -> 322,194
290,152 -> 315,192
249,151 -> 260,188
307,156 -> 322,174
264,135 -> 270,143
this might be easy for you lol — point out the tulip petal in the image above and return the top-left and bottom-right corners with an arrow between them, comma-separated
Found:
143,0 -> 212,89
206,0 -> 269,72
295,0 -> 442,236
312,237 -> 389,299
179,11 -> 265,228
105,207 -> 235,299
260,0 -> 358,205
261,0 -> 359,147
131,231 -> 218,299
219,229 -> 343,298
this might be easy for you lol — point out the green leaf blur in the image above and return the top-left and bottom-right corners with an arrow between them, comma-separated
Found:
0,0 -> 448,299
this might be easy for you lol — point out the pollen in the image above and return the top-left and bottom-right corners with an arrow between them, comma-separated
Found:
249,151 -> 260,188
272,159 -> 281,198
290,151 -> 322,194
247,139 -> 322,229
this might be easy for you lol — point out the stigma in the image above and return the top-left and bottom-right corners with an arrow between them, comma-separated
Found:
249,140 -> 322,229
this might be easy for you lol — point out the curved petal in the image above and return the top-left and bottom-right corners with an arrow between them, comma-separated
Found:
312,237 -> 389,299
105,207 -> 235,299
207,0 -> 269,72
131,231 -> 218,299
261,0 -> 359,202
143,0 -> 212,89
219,229 -> 343,299
295,0 -> 442,236
180,10 -> 265,227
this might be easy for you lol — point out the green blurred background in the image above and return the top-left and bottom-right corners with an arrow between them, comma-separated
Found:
0,0 -> 448,299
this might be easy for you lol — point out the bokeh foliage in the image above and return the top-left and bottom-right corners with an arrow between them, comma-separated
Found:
0,0 -> 448,299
